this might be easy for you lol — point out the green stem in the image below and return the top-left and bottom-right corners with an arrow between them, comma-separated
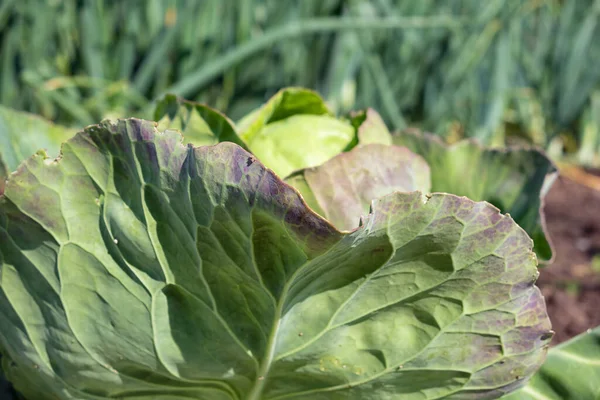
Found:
159,16 -> 464,99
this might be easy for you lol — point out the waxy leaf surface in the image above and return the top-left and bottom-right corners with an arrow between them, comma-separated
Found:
504,326 -> 600,400
0,119 -> 551,399
392,130 -> 558,263
236,88 -> 355,178
286,144 -> 431,230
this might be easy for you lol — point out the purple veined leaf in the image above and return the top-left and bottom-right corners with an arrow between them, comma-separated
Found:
393,129 -> 558,263
0,119 -> 551,399
503,326 -> 600,399
286,143 -> 431,231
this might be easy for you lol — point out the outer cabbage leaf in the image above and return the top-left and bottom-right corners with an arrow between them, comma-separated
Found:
154,93 -> 391,181
392,130 -> 558,263
236,88 -> 355,178
0,105 -> 75,194
0,119 -> 551,399
503,326 -> 600,400
154,94 -> 248,150
286,144 -> 431,230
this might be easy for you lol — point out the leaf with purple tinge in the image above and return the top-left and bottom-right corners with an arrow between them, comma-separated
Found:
286,143 -> 431,231
393,129 -> 558,263
503,326 -> 600,400
0,119 -> 551,399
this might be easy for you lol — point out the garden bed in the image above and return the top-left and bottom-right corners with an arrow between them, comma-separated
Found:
539,175 -> 600,344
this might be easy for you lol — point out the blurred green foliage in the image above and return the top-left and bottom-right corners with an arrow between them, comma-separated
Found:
2,0 -> 600,164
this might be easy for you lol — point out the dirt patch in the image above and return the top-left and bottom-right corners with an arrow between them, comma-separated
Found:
539,175 -> 600,344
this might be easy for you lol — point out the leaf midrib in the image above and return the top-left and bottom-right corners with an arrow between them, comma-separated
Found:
261,201 -> 522,399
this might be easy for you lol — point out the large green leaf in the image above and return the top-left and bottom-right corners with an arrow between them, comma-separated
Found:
0,119 -> 551,399
286,144 -> 431,230
504,326 -> 600,400
237,88 -> 355,178
392,130 -> 558,263
0,105 -> 75,194
154,94 -> 248,150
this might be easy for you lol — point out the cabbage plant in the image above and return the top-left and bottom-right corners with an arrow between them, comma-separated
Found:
0,89 -> 558,399
156,89 -> 558,263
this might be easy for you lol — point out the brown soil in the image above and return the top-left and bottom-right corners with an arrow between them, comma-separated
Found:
539,175 -> 600,344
